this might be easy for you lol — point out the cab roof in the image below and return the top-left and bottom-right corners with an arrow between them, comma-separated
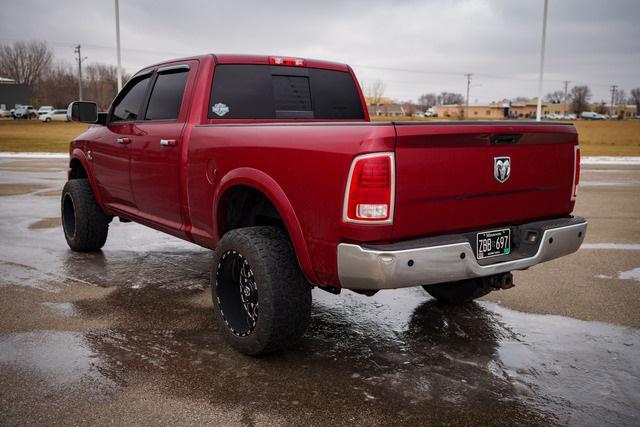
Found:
139,54 -> 351,75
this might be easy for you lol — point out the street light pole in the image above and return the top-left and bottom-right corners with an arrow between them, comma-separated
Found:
115,0 -> 122,91
535,0 -> 549,122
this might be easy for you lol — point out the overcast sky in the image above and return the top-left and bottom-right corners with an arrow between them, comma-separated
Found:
1,0 -> 638,103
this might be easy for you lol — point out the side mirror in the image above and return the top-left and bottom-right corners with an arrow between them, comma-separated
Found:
67,101 -> 98,123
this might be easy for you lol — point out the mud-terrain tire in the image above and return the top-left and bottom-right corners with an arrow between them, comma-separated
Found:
61,179 -> 109,252
423,278 -> 492,304
211,226 -> 312,355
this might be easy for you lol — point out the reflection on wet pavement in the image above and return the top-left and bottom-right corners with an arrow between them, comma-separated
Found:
1,158 -> 639,425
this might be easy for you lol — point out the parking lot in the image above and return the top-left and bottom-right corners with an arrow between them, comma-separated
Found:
0,157 -> 639,425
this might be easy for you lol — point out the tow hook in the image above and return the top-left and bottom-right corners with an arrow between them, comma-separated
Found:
485,272 -> 514,290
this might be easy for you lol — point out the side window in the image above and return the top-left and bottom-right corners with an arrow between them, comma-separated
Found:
145,70 -> 189,121
111,74 -> 151,122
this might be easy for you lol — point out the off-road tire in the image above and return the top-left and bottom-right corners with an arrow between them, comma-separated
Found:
61,179 -> 109,251
211,226 -> 312,355
423,278 -> 492,304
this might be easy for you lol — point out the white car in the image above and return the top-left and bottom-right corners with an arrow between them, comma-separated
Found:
563,113 -> 577,120
37,106 -> 54,116
39,109 -> 70,122
0,108 -> 11,118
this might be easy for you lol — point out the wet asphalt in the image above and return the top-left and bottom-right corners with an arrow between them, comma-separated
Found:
0,158 -> 639,426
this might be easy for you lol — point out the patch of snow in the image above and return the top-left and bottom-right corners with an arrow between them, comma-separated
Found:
618,268 -> 640,282
0,152 -> 68,159
581,243 -> 640,251
581,156 -> 640,165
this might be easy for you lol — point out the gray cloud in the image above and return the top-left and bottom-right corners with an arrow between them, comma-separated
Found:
1,0 -> 638,102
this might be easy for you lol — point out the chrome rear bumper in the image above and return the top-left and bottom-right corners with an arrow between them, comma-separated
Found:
337,218 -> 587,290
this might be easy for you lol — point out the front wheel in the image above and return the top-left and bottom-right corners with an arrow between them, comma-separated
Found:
423,278 -> 492,304
211,226 -> 312,355
61,179 -> 110,251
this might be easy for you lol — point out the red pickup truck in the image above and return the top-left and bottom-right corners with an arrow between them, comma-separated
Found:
63,54 -> 587,355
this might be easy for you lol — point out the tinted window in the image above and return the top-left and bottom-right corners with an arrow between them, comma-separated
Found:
209,64 -> 364,120
111,75 -> 151,122
272,75 -> 312,119
145,70 -> 189,120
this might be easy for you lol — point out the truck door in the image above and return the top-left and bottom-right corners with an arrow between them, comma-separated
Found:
94,72 -> 152,210
128,62 -> 196,232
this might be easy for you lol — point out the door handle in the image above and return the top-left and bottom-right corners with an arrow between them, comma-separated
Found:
116,137 -> 131,145
160,139 -> 177,147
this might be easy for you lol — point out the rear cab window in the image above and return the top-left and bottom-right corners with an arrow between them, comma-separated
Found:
209,64 -> 365,120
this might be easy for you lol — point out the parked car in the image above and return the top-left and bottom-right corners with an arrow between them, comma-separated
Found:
63,54 -> 586,355
0,108 -> 12,118
581,111 -> 601,120
37,106 -> 54,116
13,105 -> 37,119
39,109 -> 69,122
563,114 -> 577,120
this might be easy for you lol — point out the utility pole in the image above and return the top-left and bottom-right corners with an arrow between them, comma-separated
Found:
535,0 -> 549,122
562,80 -> 570,116
610,85 -> 618,116
115,0 -> 122,91
74,45 -> 87,101
465,73 -> 472,120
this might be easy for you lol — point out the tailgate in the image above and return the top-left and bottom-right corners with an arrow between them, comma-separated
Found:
392,122 -> 578,240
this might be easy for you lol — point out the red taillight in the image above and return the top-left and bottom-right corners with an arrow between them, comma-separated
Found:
343,153 -> 395,223
269,56 -> 305,67
572,146 -> 580,200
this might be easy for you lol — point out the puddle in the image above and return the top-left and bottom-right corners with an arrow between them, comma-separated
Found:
0,331 -> 117,398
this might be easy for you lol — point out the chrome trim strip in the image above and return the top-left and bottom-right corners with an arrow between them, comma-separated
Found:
337,221 -> 587,290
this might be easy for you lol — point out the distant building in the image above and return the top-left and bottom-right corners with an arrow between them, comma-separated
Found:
0,77 -> 31,109
367,103 -> 405,117
436,100 -> 637,120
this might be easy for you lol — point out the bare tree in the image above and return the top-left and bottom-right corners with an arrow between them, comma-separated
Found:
570,85 -> 592,114
402,102 -> 417,117
631,88 -> 640,113
437,92 -> 464,105
544,91 -> 565,104
511,96 -> 531,103
84,63 -> 120,109
417,93 -> 437,109
0,41 -> 53,86
613,89 -> 627,106
33,62 -> 78,108
365,80 -> 386,106
594,101 -> 608,114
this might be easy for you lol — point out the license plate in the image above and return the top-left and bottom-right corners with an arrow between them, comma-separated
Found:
476,229 -> 511,259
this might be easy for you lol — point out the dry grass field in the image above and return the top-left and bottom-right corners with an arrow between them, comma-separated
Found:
0,118 -> 638,156
0,120 -> 88,153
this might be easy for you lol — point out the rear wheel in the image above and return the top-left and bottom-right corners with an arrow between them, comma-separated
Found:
61,179 -> 109,251
423,278 -> 492,304
212,226 -> 311,355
